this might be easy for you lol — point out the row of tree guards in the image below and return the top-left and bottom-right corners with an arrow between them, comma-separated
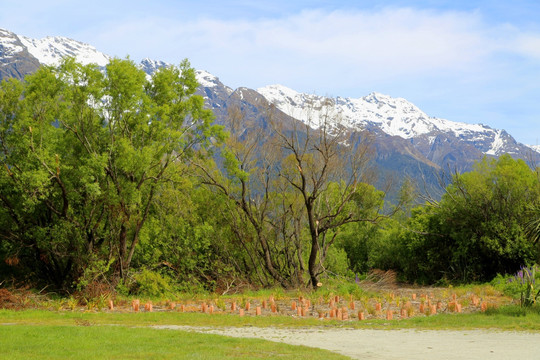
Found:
105,293 -> 493,319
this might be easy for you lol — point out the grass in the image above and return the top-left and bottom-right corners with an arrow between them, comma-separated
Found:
0,324 -> 350,360
3,309 -> 539,360
1,281 -> 540,359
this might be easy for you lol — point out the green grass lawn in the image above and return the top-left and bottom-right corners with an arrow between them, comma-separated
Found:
0,324 -> 350,360
1,304 -> 539,359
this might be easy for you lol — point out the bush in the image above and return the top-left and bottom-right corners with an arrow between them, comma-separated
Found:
128,269 -> 175,297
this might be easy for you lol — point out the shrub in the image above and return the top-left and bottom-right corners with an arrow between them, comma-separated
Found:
130,269 -> 175,297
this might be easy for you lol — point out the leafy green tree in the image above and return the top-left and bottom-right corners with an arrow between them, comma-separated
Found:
0,58 -> 223,289
398,155 -> 540,283
337,180 -> 415,275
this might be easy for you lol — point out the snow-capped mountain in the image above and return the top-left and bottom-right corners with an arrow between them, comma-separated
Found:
18,34 -> 110,67
0,28 -> 109,68
0,29 -> 216,87
0,28 -> 538,184
257,84 -> 530,158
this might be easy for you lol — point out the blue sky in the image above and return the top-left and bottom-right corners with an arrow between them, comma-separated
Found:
2,0 -> 540,145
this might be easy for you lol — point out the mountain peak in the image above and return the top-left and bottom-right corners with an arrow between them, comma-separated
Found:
140,58 -> 170,75
256,85 -> 533,158
195,70 -> 224,89
0,28 -> 25,59
15,33 -> 110,67
0,28 -> 536,163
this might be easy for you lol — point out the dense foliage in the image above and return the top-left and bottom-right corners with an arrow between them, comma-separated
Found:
0,58 -> 223,290
398,155 -> 540,282
0,59 -> 538,295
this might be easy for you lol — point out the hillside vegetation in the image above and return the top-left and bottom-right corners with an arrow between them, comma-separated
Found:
0,58 -> 538,299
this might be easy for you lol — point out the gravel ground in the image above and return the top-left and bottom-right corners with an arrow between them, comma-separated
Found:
154,325 -> 540,360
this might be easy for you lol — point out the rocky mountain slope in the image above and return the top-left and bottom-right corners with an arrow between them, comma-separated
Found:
1,28 -> 538,198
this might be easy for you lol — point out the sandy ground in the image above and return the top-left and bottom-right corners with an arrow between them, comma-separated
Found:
154,325 -> 540,360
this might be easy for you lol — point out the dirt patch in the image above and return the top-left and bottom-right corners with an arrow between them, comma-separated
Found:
154,325 -> 540,360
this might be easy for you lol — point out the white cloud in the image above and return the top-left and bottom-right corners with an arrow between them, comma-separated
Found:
515,33 -> 540,59
3,2 -> 540,144
79,7 -> 540,133
86,7 -> 536,86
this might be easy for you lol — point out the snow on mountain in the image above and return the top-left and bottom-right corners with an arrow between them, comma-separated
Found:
139,58 -> 226,91
140,58 -> 169,75
257,84 -> 511,156
0,29 -> 24,59
196,70 -> 223,88
17,33 -> 110,67
529,144 -> 540,154
0,28 -> 534,160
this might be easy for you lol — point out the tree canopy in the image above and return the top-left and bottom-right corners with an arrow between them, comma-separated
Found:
0,58 -> 224,289
0,58 -> 538,295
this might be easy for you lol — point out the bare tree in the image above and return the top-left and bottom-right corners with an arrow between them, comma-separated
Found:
269,98 -> 384,288
198,97 -> 385,289
196,104 -> 304,288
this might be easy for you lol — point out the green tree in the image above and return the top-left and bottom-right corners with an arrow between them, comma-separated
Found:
0,58 -> 223,289
398,155 -> 540,283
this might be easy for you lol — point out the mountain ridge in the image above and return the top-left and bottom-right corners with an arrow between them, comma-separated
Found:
1,28 -> 538,191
